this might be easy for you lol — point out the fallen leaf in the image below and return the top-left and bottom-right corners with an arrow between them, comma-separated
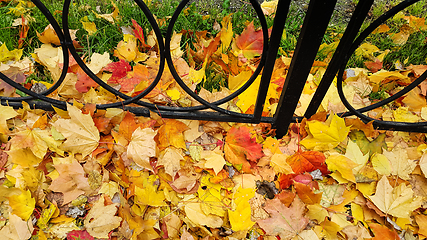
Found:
127,127 -> 157,171
84,197 -> 122,239
300,114 -> 350,151
0,214 -> 33,240
48,158 -> 91,204
224,125 -> 264,173
7,189 -> 35,220
287,150 -> 328,175
369,175 -> 422,218
257,197 -> 309,239
52,104 -> 99,158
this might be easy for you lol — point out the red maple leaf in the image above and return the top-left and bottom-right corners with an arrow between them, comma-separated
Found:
224,125 -> 264,173
67,230 -> 94,240
286,151 -> 328,175
131,19 -> 151,49
104,59 -> 132,84
364,58 -> 383,73
75,67 -> 98,93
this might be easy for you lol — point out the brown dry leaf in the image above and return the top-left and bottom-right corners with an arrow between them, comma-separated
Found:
48,158 -> 91,204
157,147 -> 183,177
127,127 -> 157,171
52,104 -> 99,158
84,197 -> 122,239
257,197 -> 309,239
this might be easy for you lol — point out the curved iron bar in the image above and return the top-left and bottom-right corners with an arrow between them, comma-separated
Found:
161,0 -> 269,115
61,0 -> 268,118
336,0 -> 427,129
0,0 -> 70,108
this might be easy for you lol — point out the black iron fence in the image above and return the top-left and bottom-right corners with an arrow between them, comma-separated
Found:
0,0 -> 426,137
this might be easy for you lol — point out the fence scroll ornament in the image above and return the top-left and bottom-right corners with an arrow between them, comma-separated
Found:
0,0 -> 426,138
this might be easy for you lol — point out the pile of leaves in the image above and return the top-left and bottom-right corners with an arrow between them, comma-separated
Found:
2,0 -> 427,239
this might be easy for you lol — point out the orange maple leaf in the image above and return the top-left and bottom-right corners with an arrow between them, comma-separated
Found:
224,125 -> 264,173
156,119 -> 189,150
368,223 -> 399,240
235,22 -> 264,59
287,151 -> 328,175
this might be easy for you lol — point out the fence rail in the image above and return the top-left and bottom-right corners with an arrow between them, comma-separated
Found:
0,0 -> 426,137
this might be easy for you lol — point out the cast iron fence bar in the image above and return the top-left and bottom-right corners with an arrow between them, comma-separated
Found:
303,0 -> 374,119
0,0 -> 426,137
272,0 -> 338,137
253,0 -> 291,122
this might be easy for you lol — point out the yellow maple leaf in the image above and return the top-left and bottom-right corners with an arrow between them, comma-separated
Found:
300,114 -> 350,151
383,147 -> 416,180
10,128 -> 64,159
393,106 -> 420,123
326,154 -> 359,182
217,14 -> 233,53
52,104 -> 99,157
270,153 -> 294,174
127,127 -> 157,171
369,175 -> 422,219
8,189 -> 35,220
0,105 -> 18,134
98,181 -> 119,199
185,202 -> 223,228
114,34 -> 138,62
355,42 -> 379,59
201,148 -> 226,175
344,140 -> 369,174
0,43 -> 23,63
229,187 -> 256,231
7,148 -> 41,167
371,153 -> 392,176
261,0 -> 278,16
84,197 -> 122,239
80,16 -> 97,36
134,182 -> 166,207
86,52 -> 111,75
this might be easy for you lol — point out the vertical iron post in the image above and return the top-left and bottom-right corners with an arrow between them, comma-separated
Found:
273,0 -> 338,138
253,0 -> 291,122
303,0 -> 374,118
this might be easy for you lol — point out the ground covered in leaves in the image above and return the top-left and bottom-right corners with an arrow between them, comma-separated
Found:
2,0 -> 427,240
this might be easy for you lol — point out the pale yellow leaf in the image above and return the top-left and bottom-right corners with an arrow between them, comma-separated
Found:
52,104 -> 99,157
371,153 -> 392,176
270,153 -> 294,174
158,147 -> 183,177
98,181 -> 119,199
0,105 -> 18,134
127,127 -> 157,171
345,140 -> 369,174
369,175 -> 422,218
0,214 -> 33,240
84,197 -> 122,239
185,202 -> 223,228
383,147 -> 416,180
